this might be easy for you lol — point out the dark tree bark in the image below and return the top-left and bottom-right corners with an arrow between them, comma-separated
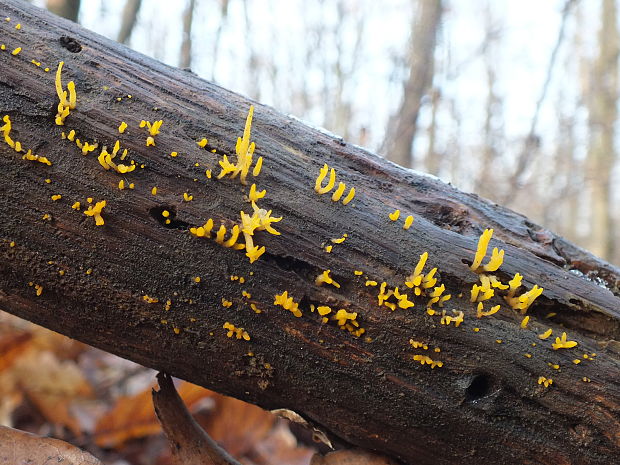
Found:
0,2 -> 619,465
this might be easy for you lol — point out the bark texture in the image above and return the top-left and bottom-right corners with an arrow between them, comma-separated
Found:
1,2 -> 619,465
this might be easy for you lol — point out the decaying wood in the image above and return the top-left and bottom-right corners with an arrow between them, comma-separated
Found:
0,2 -> 619,464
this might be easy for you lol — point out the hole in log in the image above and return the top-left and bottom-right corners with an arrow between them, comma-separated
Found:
465,373 -> 492,401
59,36 -> 82,53
149,206 -> 189,230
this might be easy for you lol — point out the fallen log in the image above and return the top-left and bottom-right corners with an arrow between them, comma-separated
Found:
0,1 -> 619,464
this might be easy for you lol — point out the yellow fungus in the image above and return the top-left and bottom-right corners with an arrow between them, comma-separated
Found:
15,23 -> 21,29
143,295 -> 159,303
331,234 -> 347,244
520,315 -> 530,329
315,164 -> 336,194
205,169 -> 212,178
552,332 -> 578,350
223,322 -> 250,340
331,182 -> 346,201
473,327 -> 480,332
403,215 -> 414,230
11,47 -> 21,55
83,200 -> 106,226
341,187 -> 355,205
538,328 -> 553,340
483,247 -> 504,272
274,291 -> 302,317
538,376 -> 553,388
9,241 -> 15,247
365,280 -> 378,287
412,354 -> 443,369
183,192 -> 193,202
170,151 -> 178,157
524,353 -> 532,358
324,245 -> 333,253
477,302 -> 500,318
118,122 -> 128,133
151,187 -> 158,195
197,138 -> 208,147
253,156 -> 263,176
51,194 -> 62,201
389,209 -> 400,221
194,276 -> 201,283
71,201 -> 81,210
315,270 -> 340,288
146,136 -> 155,146
248,183 -> 266,202
573,359 -> 581,364
470,228 -> 493,271
354,270 -> 363,275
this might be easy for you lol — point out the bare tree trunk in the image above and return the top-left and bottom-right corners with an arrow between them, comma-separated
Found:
46,0 -> 80,22
180,0 -> 196,69
1,3 -> 619,464
117,0 -> 142,45
586,0 -> 618,261
382,0 -> 442,168
424,87 -> 441,176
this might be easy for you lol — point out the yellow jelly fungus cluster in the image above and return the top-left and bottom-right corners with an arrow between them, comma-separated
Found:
470,229 -> 504,272
402,252 -> 451,312
183,192 -> 193,202
315,270 -> 340,289
221,298 -> 233,307
28,282 -> 43,296
505,282 -> 544,314
274,291 -> 302,317
325,233 -> 348,253
376,282 -> 415,311
440,310 -> 464,327
314,164 -> 355,205
140,120 -> 163,146
389,209 -> 400,221
409,339 -> 429,350
333,309 -> 365,337
239,201 -> 282,263
310,304 -> 333,323
51,194 -> 61,201
217,106 -> 263,185
97,140 -> 135,173
552,332 -> 578,350
83,200 -> 106,226
223,322 -> 250,341
413,354 -> 443,369
538,376 -> 553,388
2,116 -> 52,165
54,62 -> 77,126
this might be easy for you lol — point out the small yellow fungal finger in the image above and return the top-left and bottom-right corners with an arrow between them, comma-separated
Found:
331,182 -> 346,201
389,209 -> 400,221
341,187 -> 355,205
11,47 -> 21,55
403,215 -> 414,230
197,138 -> 208,147
118,121 -> 128,133
471,228 -> 493,271
253,156 -> 263,176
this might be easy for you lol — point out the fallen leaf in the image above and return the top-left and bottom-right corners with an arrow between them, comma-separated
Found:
0,425 -> 102,465
94,379 -> 214,448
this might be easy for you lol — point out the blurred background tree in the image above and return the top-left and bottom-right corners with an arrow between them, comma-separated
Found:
41,0 -> 620,266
